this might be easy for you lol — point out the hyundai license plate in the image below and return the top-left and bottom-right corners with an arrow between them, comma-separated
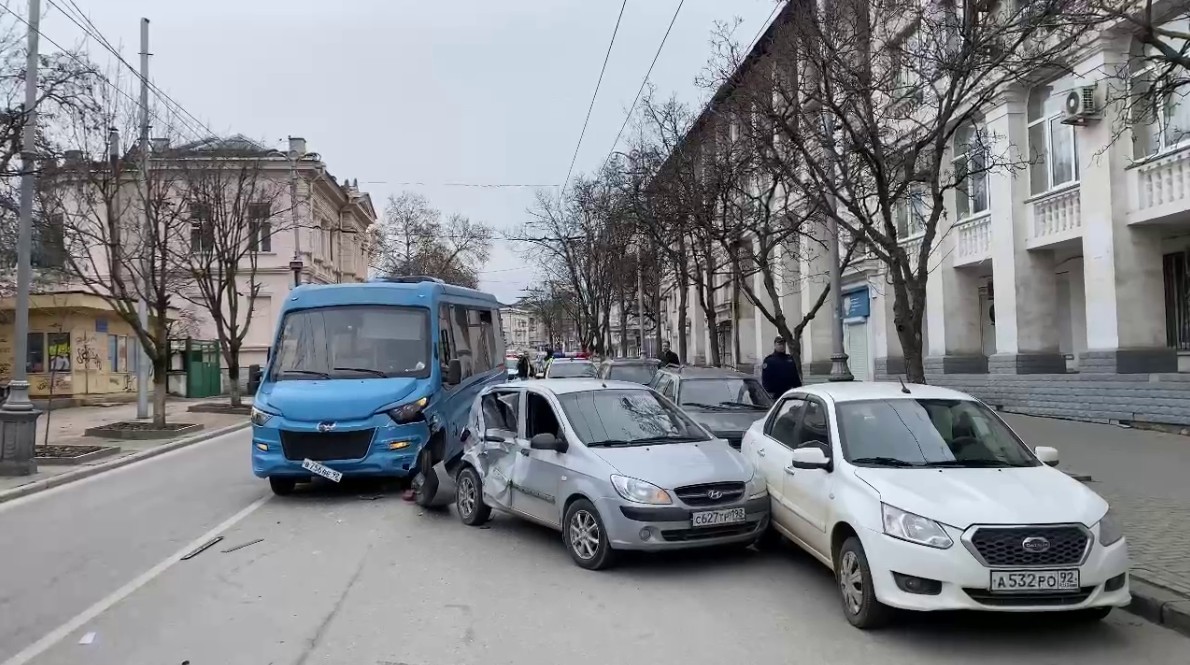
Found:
691,507 -> 746,527
990,569 -> 1079,592
302,458 -> 342,483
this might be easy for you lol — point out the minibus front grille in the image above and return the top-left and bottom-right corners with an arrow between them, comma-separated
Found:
280,429 -> 375,461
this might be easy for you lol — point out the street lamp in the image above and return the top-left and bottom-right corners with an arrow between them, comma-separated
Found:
822,111 -> 853,382
0,0 -> 42,476
283,137 -> 317,288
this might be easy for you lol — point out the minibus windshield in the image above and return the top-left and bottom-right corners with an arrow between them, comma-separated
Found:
271,305 -> 431,380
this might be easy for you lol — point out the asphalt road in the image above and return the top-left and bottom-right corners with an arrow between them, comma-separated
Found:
1,428 -> 1188,665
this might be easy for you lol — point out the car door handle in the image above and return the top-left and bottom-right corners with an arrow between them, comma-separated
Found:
518,448 -> 529,456
784,466 -> 796,475
757,449 -> 766,457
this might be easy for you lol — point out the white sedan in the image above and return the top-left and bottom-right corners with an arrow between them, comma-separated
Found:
741,381 -> 1130,629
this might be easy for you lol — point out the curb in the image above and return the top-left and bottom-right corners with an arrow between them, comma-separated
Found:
0,421 -> 251,506
1124,577 -> 1190,637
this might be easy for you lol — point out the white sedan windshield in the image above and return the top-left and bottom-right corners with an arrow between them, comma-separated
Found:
837,399 -> 1039,468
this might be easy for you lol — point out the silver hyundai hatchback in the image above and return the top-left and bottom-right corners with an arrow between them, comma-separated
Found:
454,379 -> 770,569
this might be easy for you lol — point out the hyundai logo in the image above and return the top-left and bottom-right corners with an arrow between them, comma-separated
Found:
1021,536 -> 1050,553
707,489 -> 724,500
317,422 -> 337,433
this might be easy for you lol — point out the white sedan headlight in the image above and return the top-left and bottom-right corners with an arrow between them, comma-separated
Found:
746,472 -> 768,500
610,475 -> 673,505
881,503 -> 953,549
1097,508 -> 1124,546
250,407 -> 274,426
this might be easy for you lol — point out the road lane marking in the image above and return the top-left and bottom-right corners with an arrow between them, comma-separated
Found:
1,494 -> 271,665
0,427 -> 251,514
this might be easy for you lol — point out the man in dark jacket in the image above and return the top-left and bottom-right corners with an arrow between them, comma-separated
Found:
761,336 -> 801,399
660,341 -> 680,367
516,352 -> 530,380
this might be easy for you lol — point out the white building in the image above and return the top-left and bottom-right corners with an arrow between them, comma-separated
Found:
499,306 -> 544,351
656,4 -> 1190,425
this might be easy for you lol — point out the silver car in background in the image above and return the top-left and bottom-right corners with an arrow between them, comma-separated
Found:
454,379 -> 770,569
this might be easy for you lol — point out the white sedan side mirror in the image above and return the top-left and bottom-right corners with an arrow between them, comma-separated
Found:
789,445 -> 831,470
1034,446 -> 1060,467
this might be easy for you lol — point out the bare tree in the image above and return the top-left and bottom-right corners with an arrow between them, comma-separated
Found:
764,0 -> 1093,382
374,192 -> 493,288
46,103 -> 194,426
169,145 -> 289,408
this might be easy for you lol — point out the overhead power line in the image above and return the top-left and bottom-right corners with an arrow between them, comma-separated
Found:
363,181 -> 559,189
598,0 -> 685,174
559,0 -> 629,195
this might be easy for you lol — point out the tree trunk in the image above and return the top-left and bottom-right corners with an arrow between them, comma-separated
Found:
731,275 -> 741,370
891,276 -> 927,384
228,357 -> 242,408
618,296 -> 628,357
152,355 -> 168,428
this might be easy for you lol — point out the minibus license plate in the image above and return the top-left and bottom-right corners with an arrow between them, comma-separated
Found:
302,458 -> 342,483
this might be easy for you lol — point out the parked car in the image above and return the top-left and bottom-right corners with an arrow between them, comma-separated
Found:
597,357 -> 660,385
741,381 -> 1130,629
649,366 -> 772,449
505,356 -> 520,380
543,357 -> 597,379
454,379 -> 770,569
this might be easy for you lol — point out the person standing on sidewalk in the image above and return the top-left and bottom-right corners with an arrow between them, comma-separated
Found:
761,336 -> 801,400
661,341 -> 680,367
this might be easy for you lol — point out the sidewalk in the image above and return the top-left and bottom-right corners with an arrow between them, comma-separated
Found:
0,398 -> 249,494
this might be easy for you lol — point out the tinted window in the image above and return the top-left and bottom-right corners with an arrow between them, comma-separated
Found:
272,305 -> 430,380
837,399 -> 1040,468
558,389 -> 711,446
548,361 -> 597,378
767,397 -> 806,448
678,378 -> 772,409
607,363 -> 658,384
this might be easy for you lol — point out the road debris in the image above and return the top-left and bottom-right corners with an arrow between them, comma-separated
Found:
78,632 -> 96,645
357,494 -> 384,501
220,538 -> 264,553
181,536 -> 224,560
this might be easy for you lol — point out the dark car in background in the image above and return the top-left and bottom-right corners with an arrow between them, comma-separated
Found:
597,358 -> 660,385
649,366 -> 772,449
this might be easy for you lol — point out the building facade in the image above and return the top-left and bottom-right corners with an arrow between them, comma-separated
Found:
656,4 -> 1190,425
499,306 -> 545,352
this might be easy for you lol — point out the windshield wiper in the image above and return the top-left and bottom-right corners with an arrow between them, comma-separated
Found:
850,457 -> 924,467
586,439 -> 635,447
719,401 -> 767,410
280,369 -> 330,378
922,459 -> 1033,468
333,367 -> 388,378
682,402 -> 729,411
587,435 -> 705,447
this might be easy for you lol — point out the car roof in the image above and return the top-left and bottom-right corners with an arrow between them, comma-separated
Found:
492,378 -> 648,394
659,365 -> 753,379
794,381 -> 975,403
602,357 -> 659,365
549,357 -> 592,363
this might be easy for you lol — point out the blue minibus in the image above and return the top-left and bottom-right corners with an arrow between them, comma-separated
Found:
250,277 -> 507,503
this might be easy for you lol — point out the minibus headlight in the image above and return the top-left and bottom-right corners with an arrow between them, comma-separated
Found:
250,407 -> 275,426
387,397 -> 428,425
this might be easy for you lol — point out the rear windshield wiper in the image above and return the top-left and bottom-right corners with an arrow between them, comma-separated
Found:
850,457 -> 924,467
333,367 -> 388,378
280,369 -> 330,379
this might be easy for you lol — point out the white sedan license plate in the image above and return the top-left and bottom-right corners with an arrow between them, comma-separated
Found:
691,507 -> 746,527
990,569 -> 1080,592
302,458 -> 343,483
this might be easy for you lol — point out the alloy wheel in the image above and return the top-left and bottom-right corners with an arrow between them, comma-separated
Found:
457,474 -> 477,517
839,550 -> 864,615
569,509 -> 601,560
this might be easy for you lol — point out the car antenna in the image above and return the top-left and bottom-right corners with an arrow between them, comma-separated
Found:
898,376 -> 911,394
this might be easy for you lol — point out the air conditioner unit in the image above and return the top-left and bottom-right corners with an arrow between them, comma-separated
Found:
1061,86 -> 1099,125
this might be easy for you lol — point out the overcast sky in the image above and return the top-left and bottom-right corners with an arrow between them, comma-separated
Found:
44,0 -> 779,303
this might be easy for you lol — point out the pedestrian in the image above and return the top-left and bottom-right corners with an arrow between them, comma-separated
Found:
761,336 -> 801,400
660,341 -> 680,367
516,351 -> 530,380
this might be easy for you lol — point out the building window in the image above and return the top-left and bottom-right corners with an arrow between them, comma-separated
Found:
1131,40 -> 1190,159
190,204 -> 214,253
32,213 -> 66,269
953,121 -> 990,219
1028,84 -> 1079,194
26,331 -> 71,373
1164,251 -> 1190,351
248,203 -> 272,252
894,184 -> 927,238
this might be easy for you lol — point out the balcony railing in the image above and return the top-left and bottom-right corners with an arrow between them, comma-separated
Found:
953,214 -> 991,267
1129,144 -> 1190,225
1027,184 -> 1082,249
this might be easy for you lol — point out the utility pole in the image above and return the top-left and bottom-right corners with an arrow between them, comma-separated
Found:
136,18 -> 151,419
0,0 -> 44,476
288,137 -> 306,288
823,112 -> 853,382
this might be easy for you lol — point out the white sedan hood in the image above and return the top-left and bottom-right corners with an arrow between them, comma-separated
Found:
852,466 -> 1109,529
